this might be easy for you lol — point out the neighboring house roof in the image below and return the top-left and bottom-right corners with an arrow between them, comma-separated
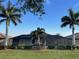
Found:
0,33 -> 12,40
0,33 -> 5,40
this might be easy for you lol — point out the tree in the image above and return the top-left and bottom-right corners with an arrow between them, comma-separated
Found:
0,0 -> 45,49
0,1 -> 22,49
0,0 -> 45,16
31,27 -> 46,49
61,9 -> 79,49
17,0 -> 45,16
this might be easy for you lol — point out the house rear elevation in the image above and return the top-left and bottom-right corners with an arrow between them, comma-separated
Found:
0,33 -> 79,49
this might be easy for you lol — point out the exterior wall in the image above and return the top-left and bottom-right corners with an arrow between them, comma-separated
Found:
10,38 -> 79,48
0,38 -> 14,47
57,38 -> 72,46
12,38 -> 32,48
46,38 -> 72,48
1,35 -> 79,49
8,38 -> 13,47
75,38 -> 79,46
0,40 -> 4,46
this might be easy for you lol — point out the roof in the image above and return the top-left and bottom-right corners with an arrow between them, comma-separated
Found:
12,35 -> 31,40
0,33 -> 5,40
0,33 -> 12,40
66,33 -> 79,39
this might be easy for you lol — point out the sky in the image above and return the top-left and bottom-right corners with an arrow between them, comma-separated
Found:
0,0 -> 79,37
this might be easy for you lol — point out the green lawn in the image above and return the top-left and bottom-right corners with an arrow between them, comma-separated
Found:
0,49 -> 79,59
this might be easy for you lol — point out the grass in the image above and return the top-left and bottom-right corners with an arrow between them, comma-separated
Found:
0,49 -> 79,59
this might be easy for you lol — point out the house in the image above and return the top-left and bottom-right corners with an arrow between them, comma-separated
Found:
66,33 -> 79,47
11,35 -> 32,48
0,33 -> 79,49
11,34 -> 73,49
46,34 -> 72,49
0,33 -> 5,46
0,33 -> 12,47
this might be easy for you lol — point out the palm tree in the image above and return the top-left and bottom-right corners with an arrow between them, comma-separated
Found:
31,27 -> 46,49
61,9 -> 79,49
31,30 -> 37,45
36,28 -> 46,46
0,1 -> 21,49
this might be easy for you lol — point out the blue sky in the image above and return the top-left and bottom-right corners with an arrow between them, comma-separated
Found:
0,0 -> 79,37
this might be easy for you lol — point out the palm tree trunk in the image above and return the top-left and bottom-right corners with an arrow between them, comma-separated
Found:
4,21 -> 8,49
43,39 -> 46,49
37,35 -> 40,48
72,26 -> 76,49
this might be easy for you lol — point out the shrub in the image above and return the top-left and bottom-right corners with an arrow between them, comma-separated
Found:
69,45 -> 76,50
76,46 -> 79,49
11,45 -> 18,49
48,46 -> 55,49
7,46 -> 14,49
11,45 -> 32,49
24,46 -> 32,49
57,46 -> 66,50
0,46 -> 4,49
66,46 -> 71,50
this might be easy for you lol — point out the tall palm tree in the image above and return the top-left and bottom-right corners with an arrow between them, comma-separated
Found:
61,9 -> 79,49
31,27 -> 46,49
31,30 -> 37,45
0,1 -> 21,49
36,28 -> 45,45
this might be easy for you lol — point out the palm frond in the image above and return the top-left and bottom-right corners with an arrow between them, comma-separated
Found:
41,28 -> 45,32
11,16 -> 22,23
7,0 -> 12,10
61,16 -> 71,22
11,18 -> 17,26
10,14 -> 21,18
13,8 -> 21,12
0,13 -> 6,17
0,5 -> 4,11
10,6 -> 21,13
0,0 -> 4,2
0,1 -> 22,26
76,19 -> 79,22
61,22 -> 70,28
76,20 -> 79,25
17,19 -> 22,23
69,9 -> 74,20
74,12 -> 79,19
0,19 -> 5,24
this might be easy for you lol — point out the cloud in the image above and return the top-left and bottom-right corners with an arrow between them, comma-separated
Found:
45,0 -> 50,5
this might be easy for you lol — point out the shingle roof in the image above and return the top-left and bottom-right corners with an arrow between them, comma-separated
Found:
66,33 -> 79,39
0,33 -> 5,39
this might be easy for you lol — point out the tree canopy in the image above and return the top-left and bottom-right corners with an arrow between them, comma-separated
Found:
0,0 -> 45,16
61,9 -> 79,28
